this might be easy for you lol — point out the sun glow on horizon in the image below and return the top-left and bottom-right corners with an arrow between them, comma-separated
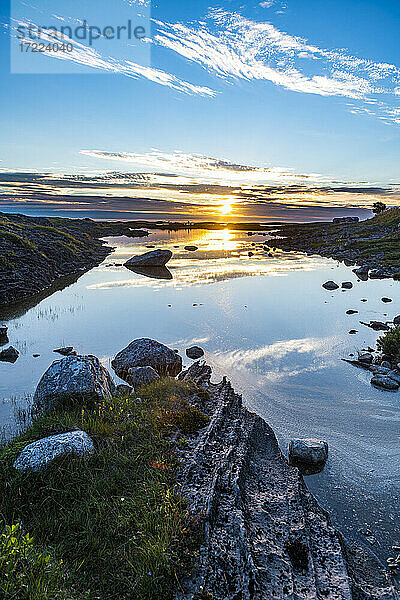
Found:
219,201 -> 233,215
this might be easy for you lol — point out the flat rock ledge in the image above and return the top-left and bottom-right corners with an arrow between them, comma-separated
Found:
174,362 -> 397,600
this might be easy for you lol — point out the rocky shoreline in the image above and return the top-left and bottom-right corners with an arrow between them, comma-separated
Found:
0,212 -> 148,305
270,207 -> 400,280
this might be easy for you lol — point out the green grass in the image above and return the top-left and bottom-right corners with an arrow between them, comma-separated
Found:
0,379 -> 208,600
377,326 -> 400,363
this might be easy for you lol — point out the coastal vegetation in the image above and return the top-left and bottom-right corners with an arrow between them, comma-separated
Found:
0,378 -> 207,599
377,326 -> 400,364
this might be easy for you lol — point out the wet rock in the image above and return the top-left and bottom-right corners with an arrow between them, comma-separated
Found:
346,309 -> 358,314
184,245 -> 198,251
393,315 -> 400,325
126,366 -> 160,388
0,346 -> 19,363
370,269 -> 392,279
0,324 -> 8,345
289,438 -> 328,469
341,281 -> 353,289
371,375 -> 399,391
353,266 -> 369,281
382,297 -> 392,303
360,321 -> 390,331
53,346 -> 75,356
381,361 -> 392,369
322,281 -> 339,290
13,431 -> 94,472
348,330 -> 358,334
112,338 -> 182,381
124,249 -> 172,268
358,352 -> 373,365
370,365 -> 392,375
34,355 -> 115,411
186,346 -> 205,360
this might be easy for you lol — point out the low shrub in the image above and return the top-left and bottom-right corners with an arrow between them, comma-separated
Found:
377,326 -> 400,363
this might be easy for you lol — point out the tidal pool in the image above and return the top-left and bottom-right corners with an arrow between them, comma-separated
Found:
1,228 -> 399,561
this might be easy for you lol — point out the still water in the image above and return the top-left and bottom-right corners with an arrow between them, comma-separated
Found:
1,228 -> 399,560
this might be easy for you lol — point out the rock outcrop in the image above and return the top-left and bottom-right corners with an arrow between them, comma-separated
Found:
13,431 -> 94,472
174,363 -> 397,600
34,355 -> 115,411
112,338 -> 182,380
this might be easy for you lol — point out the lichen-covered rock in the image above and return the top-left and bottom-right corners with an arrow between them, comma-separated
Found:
186,346 -> 205,360
13,431 -> 94,472
34,355 -> 115,411
112,338 -> 182,380
0,346 -> 19,363
322,280 -> 339,290
289,438 -> 328,466
127,366 -> 160,388
124,249 -> 172,268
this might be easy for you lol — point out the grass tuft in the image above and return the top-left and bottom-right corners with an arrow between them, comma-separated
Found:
377,326 -> 400,363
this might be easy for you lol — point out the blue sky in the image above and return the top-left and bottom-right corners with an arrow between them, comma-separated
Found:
0,0 -> 399,221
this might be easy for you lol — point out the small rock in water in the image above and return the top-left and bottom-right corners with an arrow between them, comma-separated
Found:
184,245 -> 198,251
0,324 -> 8,344
353,266 -> 369,281
361,321 -> 390,331
371,375 -> 399,391
13,431 -> 94,472
186,346 -> 204,360
382,297 -> 392,303
348,330 -> 358,335
289,438 -> 328,472
393,315 -> 400,325
322,281 -> 339,290
0,346 -> 19,363
53,346 -> 75,356
125,249 -> 172,268
358,352 -> 373,365
341,282 -> 353,289
346,309 -> 358,315
248,251 -> 254,257
33,354 -> 40,358
360,298 -> 368,302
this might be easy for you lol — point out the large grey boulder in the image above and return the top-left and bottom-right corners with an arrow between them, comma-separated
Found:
322,281 -> 339,290
127,365 -> 160,388
34,355 -> 115,411
112,338 -> 182,380
289,438 -> 328,467
124,249 -> 172,268
13,431 -> 94,472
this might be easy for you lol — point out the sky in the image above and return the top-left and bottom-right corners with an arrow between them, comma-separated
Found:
0,0 -> 399,222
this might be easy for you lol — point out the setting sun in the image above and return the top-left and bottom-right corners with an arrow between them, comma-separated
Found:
219,202 -> 232,215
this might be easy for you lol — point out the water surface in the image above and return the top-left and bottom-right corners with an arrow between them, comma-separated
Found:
1,228 -> 399,561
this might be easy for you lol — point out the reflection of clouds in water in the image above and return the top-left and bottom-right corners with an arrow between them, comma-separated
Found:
89,258 -> 325,290
215,337 -> 332,365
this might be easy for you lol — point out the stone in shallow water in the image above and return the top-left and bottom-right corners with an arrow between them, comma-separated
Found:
186,346 -> 205,360
341,281 -> 353,289
393,315 -> 400,325
53,346 -> 75,356
124,249 -> 172,268
371,375 -> 399,391
322,281 -> 339,290
13,431 -> 94,472
34,355 -> 115,411
0,324 -> 8,344
112,338 -> 182,380
0,346 -> 19,363
289,438 -> 328,467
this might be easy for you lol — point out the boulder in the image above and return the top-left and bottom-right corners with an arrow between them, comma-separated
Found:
341,282 -> 353,289
358,352 -> 373,365
322,281 -> 339,290
186,346 -> 205,360
14,431 -> 94,472
34,355 -> 115,411
353,266 -> 369,281
126,365 -> 160,388
124,249 -> 172,268
0,346 -> 19,363
289,439 -> 328,467
112,338 -> 182,381
371,375 -> 399,391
